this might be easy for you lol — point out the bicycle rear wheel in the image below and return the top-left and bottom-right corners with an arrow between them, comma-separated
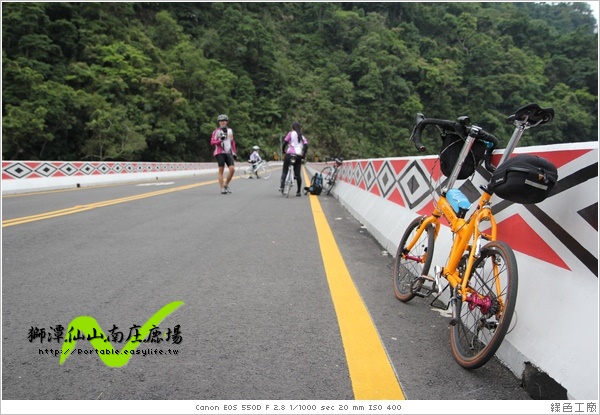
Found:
393,216 -> 435,302
259,164 -> 272,179
321,166 -> 335,195
450,240 -> 518,369
284,172 -> 293,198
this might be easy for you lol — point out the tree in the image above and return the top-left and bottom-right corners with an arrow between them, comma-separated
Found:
1,2 -> 597,162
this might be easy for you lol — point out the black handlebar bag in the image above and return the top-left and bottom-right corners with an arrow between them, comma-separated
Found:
489,154 -> 558,204
440,133 -> 487,179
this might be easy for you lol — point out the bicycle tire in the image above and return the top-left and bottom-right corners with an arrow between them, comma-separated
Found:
238,166 -> 252,179
393,216 -> 435,302
450,240 -> 518,369
284,171 -> 293,198
260,164 -> 272,179
327,177 -> 336,195
321,166 -> 335,195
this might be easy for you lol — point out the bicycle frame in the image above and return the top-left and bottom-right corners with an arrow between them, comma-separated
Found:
395,103 -> 553,368
282,155 -> 297,197
403,119 -> 532,300
327,165 -> 339,185
322,157 -> 343,195
411,192 -> 497,298
285,168 -> 294,183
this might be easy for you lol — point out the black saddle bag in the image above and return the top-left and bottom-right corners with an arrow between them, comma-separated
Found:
489,154 -> 558,204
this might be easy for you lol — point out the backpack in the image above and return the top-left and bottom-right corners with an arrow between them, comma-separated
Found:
304,173 -> 323,195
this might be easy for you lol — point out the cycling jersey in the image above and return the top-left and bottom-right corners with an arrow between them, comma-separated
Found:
249,150 -> 262,163
210,127 -> 237,157
284,131 -> 308,156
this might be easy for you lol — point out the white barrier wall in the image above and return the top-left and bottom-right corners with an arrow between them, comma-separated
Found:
308,142 -> 598,400
1,161 -> 219,194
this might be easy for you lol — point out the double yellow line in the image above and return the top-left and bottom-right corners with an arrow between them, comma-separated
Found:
2,180 -> 217,228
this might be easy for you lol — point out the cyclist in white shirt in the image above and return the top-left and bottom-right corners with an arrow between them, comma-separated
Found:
249,145 -> 262,179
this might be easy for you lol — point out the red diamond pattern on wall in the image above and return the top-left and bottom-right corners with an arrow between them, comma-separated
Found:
325,146 -> 597,276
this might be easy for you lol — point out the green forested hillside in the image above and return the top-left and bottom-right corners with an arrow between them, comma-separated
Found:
2,2 -> 597,162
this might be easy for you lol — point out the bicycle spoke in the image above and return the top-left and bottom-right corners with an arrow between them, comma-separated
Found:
393,217 -> 435,302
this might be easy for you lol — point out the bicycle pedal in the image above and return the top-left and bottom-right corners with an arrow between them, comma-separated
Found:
415,275 -> 438,297
414,290 -> 432,298
414,286 -> 435,298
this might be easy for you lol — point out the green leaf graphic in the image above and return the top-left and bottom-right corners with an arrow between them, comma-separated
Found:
59,301 -> 184,367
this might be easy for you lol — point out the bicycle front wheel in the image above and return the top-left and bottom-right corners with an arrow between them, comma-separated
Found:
450,240 -> 518,369
238,166 -> 252,179
259,164 -> 272,179
392,216 -> 435,302
321,166 -> 335,195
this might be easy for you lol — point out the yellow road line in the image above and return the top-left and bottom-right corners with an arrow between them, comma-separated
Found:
304,169 -> 405,400
1,180 -> 165,198
2,179 -> 219,228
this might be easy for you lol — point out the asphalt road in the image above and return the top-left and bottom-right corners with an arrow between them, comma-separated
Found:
1,166 -> 531,401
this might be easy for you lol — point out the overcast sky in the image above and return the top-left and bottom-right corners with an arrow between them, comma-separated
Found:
588,1 -> 599,24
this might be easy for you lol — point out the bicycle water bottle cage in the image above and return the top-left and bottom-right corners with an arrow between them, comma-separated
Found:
446,189 -> 471,218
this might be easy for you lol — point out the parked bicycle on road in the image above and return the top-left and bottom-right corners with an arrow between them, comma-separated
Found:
320,156 -> 344,195
393,103 -> 557,369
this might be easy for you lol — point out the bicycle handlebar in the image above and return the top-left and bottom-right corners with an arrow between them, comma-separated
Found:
325,156 -> 344,166
409,117 -> 499,151
408,114 -> 500,172
408,103 -> 553,160
409,115 -> 459,153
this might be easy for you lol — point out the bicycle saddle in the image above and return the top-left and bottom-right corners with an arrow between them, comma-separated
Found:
506,103 -> 554,125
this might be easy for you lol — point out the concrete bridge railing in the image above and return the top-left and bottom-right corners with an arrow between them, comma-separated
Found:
1,161 -> 219,194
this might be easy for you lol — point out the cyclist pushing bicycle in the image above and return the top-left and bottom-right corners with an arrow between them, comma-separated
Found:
248,145 -> 263,179
279,121 -> 308,197
393,103 -> 557,369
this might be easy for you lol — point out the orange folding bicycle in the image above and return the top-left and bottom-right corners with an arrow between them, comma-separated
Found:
393,103 -> 557,369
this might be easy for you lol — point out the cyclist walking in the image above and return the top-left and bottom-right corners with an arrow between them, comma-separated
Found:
279,121 -> 308,197
210,114 -> 237,194
249,145 -> 262,179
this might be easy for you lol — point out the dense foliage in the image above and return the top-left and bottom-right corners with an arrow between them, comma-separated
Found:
2,2 -> 597,162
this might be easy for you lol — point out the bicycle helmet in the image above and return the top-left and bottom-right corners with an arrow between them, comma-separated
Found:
217,114 -> 229,122
253,145 -> 260,150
